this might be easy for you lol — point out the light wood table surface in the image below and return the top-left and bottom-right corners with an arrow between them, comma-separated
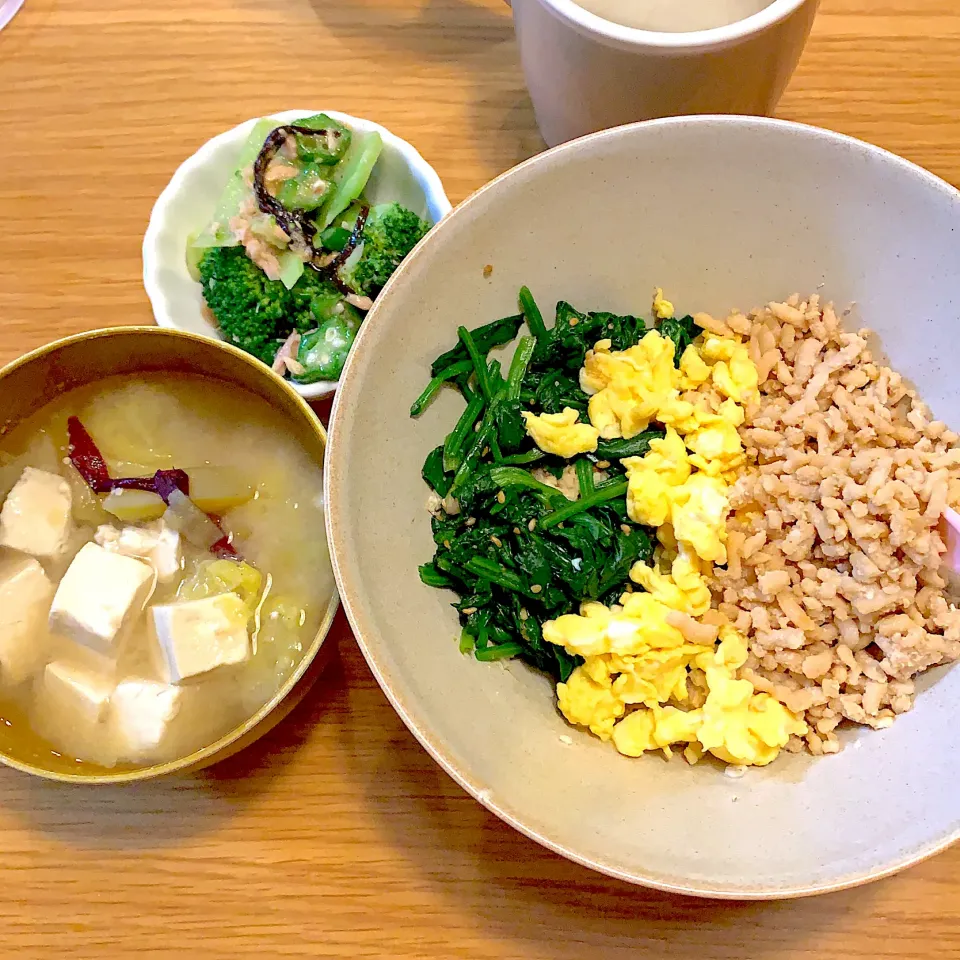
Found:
0,1 -> 958,957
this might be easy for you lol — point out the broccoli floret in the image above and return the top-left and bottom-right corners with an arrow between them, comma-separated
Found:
344,203 -> 430,297
198,246 -> 343,365
198,247 -> 290,364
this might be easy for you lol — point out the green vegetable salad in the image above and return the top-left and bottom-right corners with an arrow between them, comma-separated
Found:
412,287 -> 699,681
188,113 -> 431,383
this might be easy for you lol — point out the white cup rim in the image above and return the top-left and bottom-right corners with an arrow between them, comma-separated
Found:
533,0 -> 811,51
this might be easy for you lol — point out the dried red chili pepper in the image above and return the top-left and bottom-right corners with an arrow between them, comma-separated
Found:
211,536 -> 240,560
67,417 -> 113,492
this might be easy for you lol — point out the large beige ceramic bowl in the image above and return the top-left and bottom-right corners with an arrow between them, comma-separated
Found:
326,117 -> 960,898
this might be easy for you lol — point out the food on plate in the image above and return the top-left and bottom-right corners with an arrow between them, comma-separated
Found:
0,376 -> 330,769
413,287 -> 960,767
190,113 -> 432,383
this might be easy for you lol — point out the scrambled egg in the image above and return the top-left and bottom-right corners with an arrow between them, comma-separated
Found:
630,548 -> 711,617
652,288 -> 674,320
699,335 -> 760,404
694,631 -> 808,766
549,604 -> 806,765
578,324 -> 758,565
622,428 -> 689,528
581,333 -> 677,439
580,331 -> 759,443
521,407 -> 599,458
669,473 -> 730,564
621,427 -> 733,564
524,290 -> 806,766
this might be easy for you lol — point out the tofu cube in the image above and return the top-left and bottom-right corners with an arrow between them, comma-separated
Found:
110,678 -> 182,764
40,660 -> 113,725
0,467 -> 73,559
95,521 -> 182,583
49,542 -> 155,657
33,659 -> 116,765
0,553 -> 54,685
151,593 -> 251,684
147,526 -> 182,583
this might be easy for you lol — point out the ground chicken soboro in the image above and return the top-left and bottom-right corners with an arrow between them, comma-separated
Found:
700,294 -> 960,756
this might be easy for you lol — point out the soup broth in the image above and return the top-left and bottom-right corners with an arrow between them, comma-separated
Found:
572,0 -> 772,32
0,374 -> 332,772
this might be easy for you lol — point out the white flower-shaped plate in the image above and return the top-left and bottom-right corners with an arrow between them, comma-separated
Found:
142,109 -> 453,400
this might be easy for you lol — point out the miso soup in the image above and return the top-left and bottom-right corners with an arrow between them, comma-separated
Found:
0,375 -> 332,771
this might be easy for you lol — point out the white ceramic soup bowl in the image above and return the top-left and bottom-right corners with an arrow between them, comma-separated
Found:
326,116 -> 960,898
143,110 -> 452,401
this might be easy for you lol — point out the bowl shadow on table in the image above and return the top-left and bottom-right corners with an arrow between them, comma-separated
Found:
0,611 -> 353,851
301,0 -> 545,171
335,673 -> 888,957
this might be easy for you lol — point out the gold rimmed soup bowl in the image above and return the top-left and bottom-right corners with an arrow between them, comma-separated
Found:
0,327 -> 339,784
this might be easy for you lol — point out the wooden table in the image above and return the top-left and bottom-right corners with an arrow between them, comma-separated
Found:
0,1 -> 958,956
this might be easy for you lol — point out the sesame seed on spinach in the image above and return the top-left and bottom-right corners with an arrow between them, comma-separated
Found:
412,285 -> 674,682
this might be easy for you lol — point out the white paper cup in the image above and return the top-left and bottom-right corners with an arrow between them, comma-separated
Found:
510,0 -> 819,146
